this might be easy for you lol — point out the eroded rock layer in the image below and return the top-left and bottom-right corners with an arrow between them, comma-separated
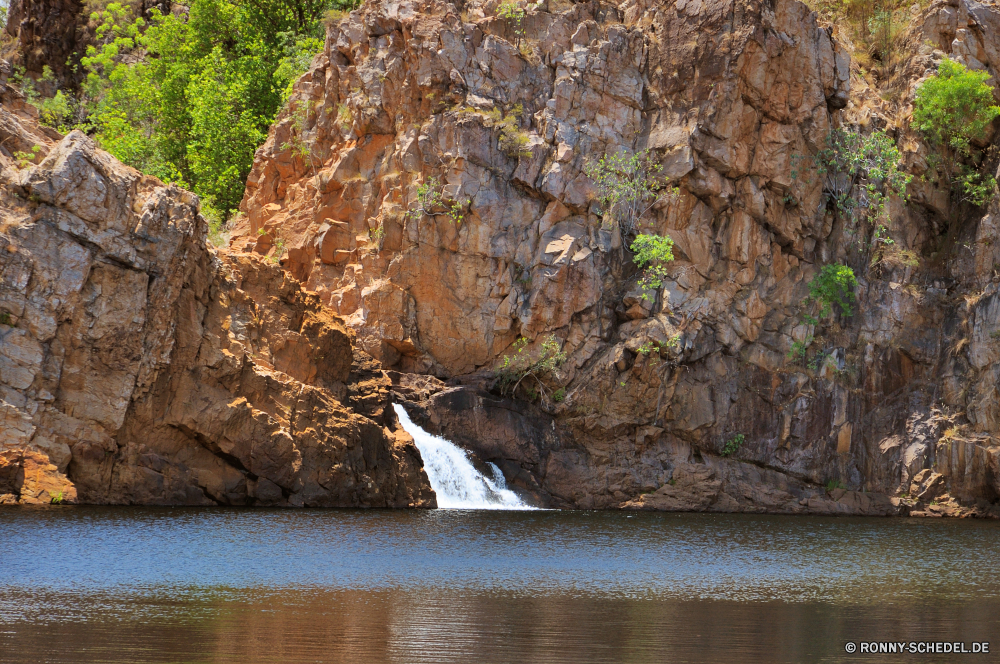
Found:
0,84 -> 435,507
237,0 -> 1000,516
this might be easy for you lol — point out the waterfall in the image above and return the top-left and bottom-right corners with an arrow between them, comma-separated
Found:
393,403 -> 534,510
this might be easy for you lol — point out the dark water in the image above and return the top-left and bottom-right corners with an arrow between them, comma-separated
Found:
1,508 -> 998,663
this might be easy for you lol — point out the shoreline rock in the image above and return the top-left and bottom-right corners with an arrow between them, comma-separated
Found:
0,97 -> 436,508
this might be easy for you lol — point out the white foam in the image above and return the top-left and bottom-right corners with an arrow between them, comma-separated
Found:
393,403 -> 535,510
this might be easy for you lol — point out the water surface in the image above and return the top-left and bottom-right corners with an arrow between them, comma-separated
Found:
2,508 -> 998,663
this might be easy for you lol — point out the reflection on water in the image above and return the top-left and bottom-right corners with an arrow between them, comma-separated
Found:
1,508 -> 998,663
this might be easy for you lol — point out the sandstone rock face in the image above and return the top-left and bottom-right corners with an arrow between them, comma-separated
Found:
241,0 -> 850,380
237,0 -> 1000,517
0,95 -> 435,507
4,0 -> 83,84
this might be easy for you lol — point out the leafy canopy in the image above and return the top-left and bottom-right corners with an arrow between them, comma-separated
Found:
912,58 -> 1000,157
35,0 -> 357,216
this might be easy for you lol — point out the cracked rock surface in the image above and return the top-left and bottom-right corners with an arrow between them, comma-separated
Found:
0,86 -> 435,507
237,0 -> 1000,516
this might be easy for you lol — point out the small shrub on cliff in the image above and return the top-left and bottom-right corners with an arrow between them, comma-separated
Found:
913,58 -> 1000,161
630,233 -> 675,299
955,165 -> 998,207
786,338 -> 812,363
483,105 -> 532,159
12,145 -> 41,169
636,335 -> 680,355
912,58 -> 1000,209
409,176 -> 469,224
281,100 -> 318,175
721,433 -> 745,457
336,103 -> 353,131
814,128 -> 910,250
366,221 -> 385,252
11,66 -> 79,133
806,264 -> 858,320
495,336 -> 567,400
585,149 -> 677,238
270,236 -> 286,263
497,0 -> 526,45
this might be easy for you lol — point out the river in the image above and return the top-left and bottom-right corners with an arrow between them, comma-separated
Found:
2,412 -> 999,663
1,507 -> 999,663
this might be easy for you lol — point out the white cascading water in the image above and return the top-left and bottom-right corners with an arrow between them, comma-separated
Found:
393,403 -> 534,510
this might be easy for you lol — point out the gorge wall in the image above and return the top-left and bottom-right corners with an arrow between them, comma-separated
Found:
235,0 -> 1000,516
4,0 -> 1000,516
0,76 -> 435,507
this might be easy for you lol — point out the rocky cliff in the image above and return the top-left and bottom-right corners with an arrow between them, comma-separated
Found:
236,0 -> 1000,516
0,76 -> 435,507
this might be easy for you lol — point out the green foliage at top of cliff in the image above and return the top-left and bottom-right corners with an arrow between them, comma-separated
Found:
912,58 -> 1000,157
29,0 -> 357,216
912,58 -> 1000,208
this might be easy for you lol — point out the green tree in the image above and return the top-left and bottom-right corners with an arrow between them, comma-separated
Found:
69,0 -> 357,215
912,58 -> 1000,208
913,58 -> 1000,157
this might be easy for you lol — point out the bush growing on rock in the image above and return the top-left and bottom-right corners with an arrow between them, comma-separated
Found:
495,336 -> 567,400
497,0 -> 526,45
813,128 -> 910,252
806,264 -> 858,320
721,434 -> 745,457
912,58 -> 1000,208
788,264 -> 856,367
484,105 -> 533,159
630,233 -> 675,299
913,58 -> 1000,159
457,104 -> 532,159
11,66 -> 77,132
409,176 -> 469,224
585,149 -> 676,237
